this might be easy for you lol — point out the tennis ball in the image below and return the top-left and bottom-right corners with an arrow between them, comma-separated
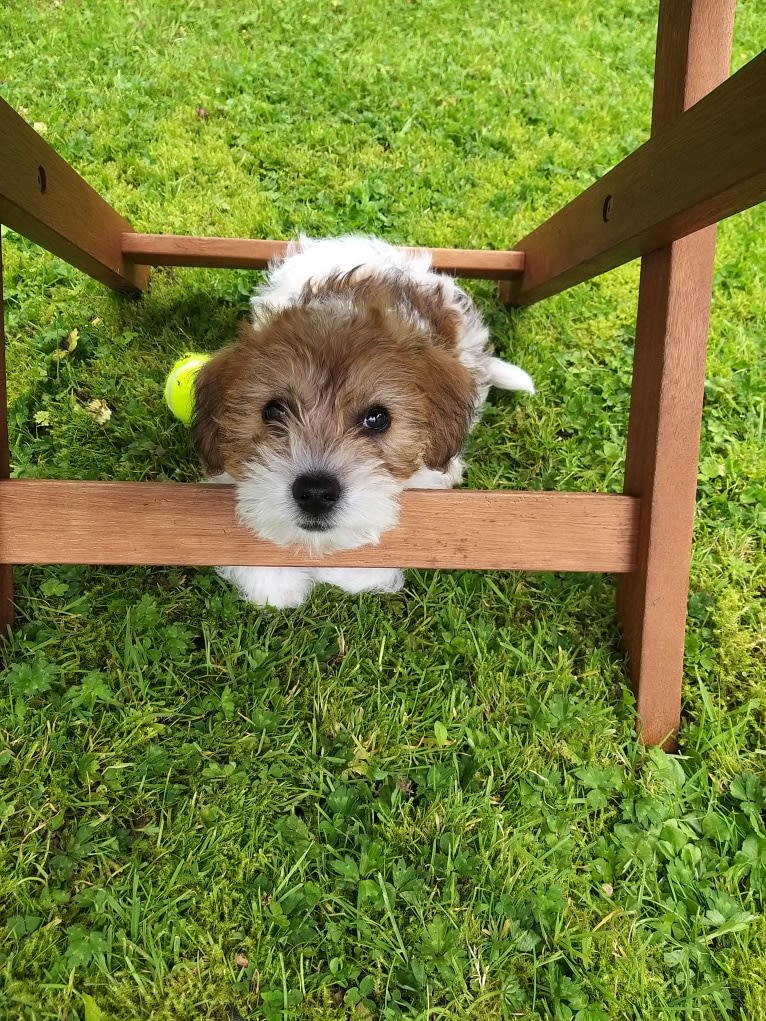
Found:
164,353 -> 211,426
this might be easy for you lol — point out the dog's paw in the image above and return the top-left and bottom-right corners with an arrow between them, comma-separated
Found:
315,567 -> 405,595
217,566 -> 314,608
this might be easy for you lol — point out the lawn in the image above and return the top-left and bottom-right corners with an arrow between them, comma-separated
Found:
1,1 -> 765,1019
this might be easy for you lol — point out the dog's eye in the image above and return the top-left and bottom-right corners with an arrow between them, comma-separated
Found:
361,406 -> 391,433
263,400 -> 288,423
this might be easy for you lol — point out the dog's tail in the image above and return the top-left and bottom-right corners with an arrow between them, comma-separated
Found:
488,357 -> 535,394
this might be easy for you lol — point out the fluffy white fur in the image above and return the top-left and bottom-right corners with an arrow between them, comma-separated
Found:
214,235 -> 533,607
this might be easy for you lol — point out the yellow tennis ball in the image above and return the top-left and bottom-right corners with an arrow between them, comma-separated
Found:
164,353 -> 211,426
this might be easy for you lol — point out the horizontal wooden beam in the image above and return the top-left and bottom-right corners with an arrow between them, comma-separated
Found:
0,481 -> 638,572
0,98 -> 148,292
506,48 -> 766,305
121,233 -> 526,279
122,235 -> 290,270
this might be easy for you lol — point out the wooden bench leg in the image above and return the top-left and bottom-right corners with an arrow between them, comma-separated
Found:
616,0 -> 735,747
617,234 -> 717,747
0,242 -> 14,635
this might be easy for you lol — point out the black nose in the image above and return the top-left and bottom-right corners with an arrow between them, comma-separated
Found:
292,472 -> 341,516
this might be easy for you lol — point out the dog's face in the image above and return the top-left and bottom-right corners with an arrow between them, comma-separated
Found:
193,298 -> 476,552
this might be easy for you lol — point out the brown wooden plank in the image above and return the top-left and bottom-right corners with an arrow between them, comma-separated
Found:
616,0 -> 736,749
0,481 -> 638,572
121,235 -> 290,269
503,40 -> 762,306
0,242 -> 14,634
427,247 -> 525,278
0,98 -> 148,292
121,233 -> 526,279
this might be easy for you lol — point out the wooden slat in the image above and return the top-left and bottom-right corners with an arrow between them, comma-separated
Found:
617,0 -> 736,749
121,233 -> 526,279
0,98 -> 148,292
122,235 -> 290,269
427,247 -> 525,278
503,45 -> 765,306
0,242 -> 14,633
0,481 -> 638,572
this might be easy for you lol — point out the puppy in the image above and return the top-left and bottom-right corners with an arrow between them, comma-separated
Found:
192,236 -> 533,607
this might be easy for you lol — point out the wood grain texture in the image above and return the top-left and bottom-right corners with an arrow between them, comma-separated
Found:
0,244 -> 14,634
0,482 -> 638,572
121,233 -> 526,279
122,235 -> 290,269
0,98 -> 148,292
504,34 -> 761,306
0,246 -> 8,483
617,0 -> 736,748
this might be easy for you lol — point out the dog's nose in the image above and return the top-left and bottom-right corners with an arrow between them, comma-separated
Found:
292,472 -> 341,516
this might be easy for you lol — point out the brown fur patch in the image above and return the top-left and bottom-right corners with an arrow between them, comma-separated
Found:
192,292 -> 476,480
298,269 -> 464,351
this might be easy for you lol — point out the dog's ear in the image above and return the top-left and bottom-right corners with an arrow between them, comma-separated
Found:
192,322 -> 259,475
419,349 -> 475,471
192,354 -> 230,475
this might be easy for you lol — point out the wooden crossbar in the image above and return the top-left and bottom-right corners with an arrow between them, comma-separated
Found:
121,234 -> 526,279
505,47 -> 766,305
0,481 -> 639,572
0,98 -> 148,292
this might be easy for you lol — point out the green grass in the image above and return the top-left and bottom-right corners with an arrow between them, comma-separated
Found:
1,1 -> 765,1018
